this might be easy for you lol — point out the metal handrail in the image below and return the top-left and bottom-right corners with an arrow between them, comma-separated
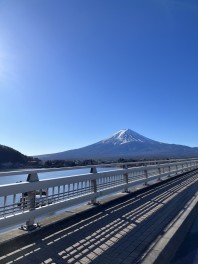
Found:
0,157 -> 196,177
0,158 -> 197,230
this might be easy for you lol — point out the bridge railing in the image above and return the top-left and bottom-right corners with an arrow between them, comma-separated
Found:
0,159 -> 197,230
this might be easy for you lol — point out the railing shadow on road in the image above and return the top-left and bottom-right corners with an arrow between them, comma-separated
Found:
1,170 -> 198,264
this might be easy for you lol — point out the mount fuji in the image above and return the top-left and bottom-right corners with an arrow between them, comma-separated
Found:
36,129 -> 198,161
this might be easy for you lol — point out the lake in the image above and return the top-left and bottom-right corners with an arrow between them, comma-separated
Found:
0,167 -> 120,233
0,167 -> 118,185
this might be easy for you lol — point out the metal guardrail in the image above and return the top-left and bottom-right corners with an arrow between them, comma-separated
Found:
0,159 -> 198,230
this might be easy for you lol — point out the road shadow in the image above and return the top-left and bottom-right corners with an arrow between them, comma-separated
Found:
1,170 -> 198,264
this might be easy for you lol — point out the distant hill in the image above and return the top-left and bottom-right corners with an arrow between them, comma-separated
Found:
0,144 -> 28,164
35,129 -> 198,161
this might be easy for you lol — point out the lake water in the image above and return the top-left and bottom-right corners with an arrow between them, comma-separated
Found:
0,167 -> 120,233
0,167 -> 118,185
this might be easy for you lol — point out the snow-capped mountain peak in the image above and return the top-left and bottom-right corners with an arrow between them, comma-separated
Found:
101,129 -> 154,145
35,128 -> 198,161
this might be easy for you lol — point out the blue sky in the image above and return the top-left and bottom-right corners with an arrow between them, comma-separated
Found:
0,0 -> 198,156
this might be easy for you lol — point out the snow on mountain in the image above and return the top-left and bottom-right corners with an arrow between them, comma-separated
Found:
101,129 -> 155,145
35,129 -> 198,161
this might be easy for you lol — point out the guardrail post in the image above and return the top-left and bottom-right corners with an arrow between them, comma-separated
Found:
123,165 -> 129,193
175,165 -> 178,175
144,169 -> 148,185
168,166 -> 171,177
158,167 -> 161,181
90,167 -> 97,204
21,173 -> 39,231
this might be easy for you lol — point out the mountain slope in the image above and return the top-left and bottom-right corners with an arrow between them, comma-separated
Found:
36,129 -> 198,160
0,144 -> 28,164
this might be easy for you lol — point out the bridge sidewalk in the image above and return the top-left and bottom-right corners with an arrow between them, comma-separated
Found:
0,170 -> 198,264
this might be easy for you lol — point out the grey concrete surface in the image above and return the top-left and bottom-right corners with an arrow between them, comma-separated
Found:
171,200 -> 198,264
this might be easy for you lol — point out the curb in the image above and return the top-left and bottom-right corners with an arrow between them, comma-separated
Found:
141,192 -> 198,264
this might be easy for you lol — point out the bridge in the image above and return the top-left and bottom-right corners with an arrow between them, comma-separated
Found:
0,159 -> 198,263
